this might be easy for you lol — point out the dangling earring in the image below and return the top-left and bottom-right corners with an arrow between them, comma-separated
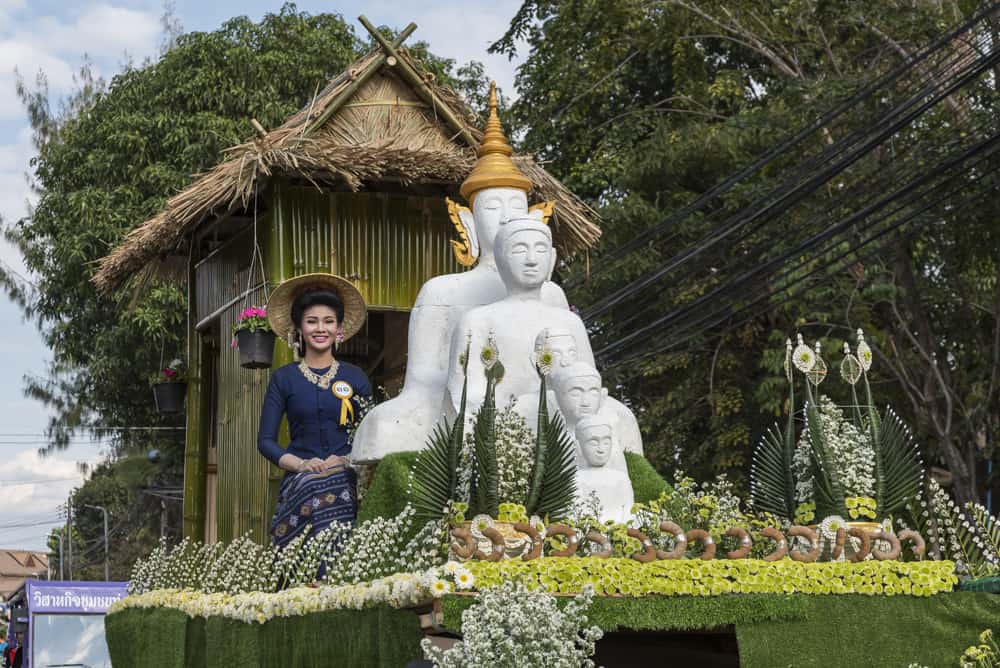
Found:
335,330 -> 344,352
288,330 -> 302,361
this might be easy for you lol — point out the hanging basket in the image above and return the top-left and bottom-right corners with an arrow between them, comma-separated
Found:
237,329 -> 276,369
152,382 -> 187,414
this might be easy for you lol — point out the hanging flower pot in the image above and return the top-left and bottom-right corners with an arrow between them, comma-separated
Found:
150,359 -> 187,414
152,381 -> 187,414
232,306 -> 275,369
236,329 -> 275,369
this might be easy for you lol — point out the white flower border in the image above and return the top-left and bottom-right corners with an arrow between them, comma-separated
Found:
109,562 -> 474,625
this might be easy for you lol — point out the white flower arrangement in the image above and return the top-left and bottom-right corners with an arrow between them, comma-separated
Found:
792,396 -> 876,503
110,561 -> 476,625
421,580 -> 602,668
494,400 -> 534,502
127,504 -> 448,596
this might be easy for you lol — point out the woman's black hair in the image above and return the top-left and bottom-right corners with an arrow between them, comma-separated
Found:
291,288 -> 344,328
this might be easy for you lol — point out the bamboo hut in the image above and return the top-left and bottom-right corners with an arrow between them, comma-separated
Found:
93,24 -> 601,544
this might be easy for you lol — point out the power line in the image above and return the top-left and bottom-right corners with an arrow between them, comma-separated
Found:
569,3 -> 1000,291
0,478 -> 81,486
595,127 -> 1000,362
583,29 -> 1000,323
604,162 -> 1000,368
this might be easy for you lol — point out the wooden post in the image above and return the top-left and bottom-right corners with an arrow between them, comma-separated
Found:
183,244 -> 210,541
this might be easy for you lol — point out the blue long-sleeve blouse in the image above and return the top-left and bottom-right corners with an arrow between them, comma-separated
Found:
257,361 -> 373,468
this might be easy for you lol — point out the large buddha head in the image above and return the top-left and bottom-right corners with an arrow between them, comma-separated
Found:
456,82 -> 534,259
495,218 -> 554,293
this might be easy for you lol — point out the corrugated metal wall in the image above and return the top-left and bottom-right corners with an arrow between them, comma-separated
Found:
188,184 -> 462,544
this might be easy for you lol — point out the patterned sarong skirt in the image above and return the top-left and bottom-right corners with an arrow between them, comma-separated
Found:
269,464 -> 357,549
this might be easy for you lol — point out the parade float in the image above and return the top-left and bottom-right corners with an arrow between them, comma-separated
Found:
95,21 -> 1000,668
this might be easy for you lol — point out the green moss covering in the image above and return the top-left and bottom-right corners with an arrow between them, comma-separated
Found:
357,451 -> 418,523
358,451 -> 672,522
737,593 -> 1000,668
105,607 -> 191,668
441,592 -> 812,632
106,606 -> 424,668
625,452 -> 672,502
444,592 -> 1000,666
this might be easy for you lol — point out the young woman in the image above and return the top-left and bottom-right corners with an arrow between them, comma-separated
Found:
258,273 -> 372,548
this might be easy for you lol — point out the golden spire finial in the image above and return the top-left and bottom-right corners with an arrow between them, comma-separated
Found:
479,81 -> 512,158
460,80 -> 531,202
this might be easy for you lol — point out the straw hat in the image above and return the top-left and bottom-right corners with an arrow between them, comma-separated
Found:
459,81 -> 532,203
267,273 -> 367,343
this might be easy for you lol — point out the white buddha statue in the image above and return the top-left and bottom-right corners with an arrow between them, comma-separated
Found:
444,219 -> 594,418
551,361 -> 644,457
574,415 -> 634,524
512,328 -> 578,428
352,83 -> 568,463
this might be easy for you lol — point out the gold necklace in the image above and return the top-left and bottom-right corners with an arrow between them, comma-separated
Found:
298,359 -> 340,390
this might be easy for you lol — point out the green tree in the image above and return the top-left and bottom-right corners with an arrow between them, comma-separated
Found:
3,5 -> 484,561
500,0 -> 999,505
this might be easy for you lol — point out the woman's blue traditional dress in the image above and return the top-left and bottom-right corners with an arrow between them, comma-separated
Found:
257,361 -> 372,547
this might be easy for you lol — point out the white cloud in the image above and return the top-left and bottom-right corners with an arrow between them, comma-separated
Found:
0,446 -> 103,550
0,4 -> 161,121
0,40 -> 77,120
33,4 -> 160,62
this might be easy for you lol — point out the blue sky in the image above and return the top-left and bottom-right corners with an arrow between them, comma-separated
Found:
0,0 -> 527,552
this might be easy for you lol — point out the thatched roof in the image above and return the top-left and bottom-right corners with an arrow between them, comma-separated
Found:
93,46 -> 601,293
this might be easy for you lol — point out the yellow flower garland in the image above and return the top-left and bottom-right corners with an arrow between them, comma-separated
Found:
464,557 -> 957,598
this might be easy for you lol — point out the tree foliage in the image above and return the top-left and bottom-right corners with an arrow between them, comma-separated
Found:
4,4 -> 486,558
502,0 -> 1000,503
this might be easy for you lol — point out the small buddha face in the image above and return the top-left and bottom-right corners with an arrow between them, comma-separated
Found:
547,333 -> 578,367
558,373 -> 603,422
535,329 -> 579,369
473,187 -> 528,254
577,422 -> 613,467
500,228 -> 551,291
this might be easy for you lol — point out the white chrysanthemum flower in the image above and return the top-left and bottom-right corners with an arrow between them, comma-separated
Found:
818,515 -> 848,540
431,578 -> 451,598
455,569 -> 475,590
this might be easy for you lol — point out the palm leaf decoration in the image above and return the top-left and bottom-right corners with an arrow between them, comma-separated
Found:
871,406 -> 922,516
410,341 -> 470,521
524,371 -> 576,519
915,480 -> 999,578
531,409 -> 577,519
410,422 -> 459,522
525,372 -> 550,513
471,360 -> 500,517
751,358 -> 798,520
750,424 -> 798,519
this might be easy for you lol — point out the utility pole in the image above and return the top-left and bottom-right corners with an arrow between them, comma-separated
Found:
84,504 -> 110,581
57,532 -> 64,580
67,502 -> 73,581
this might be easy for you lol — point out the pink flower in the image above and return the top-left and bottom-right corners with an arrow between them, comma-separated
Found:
230,338 -> 238,348
163,368 -> 178,378
238,306 -> 267,321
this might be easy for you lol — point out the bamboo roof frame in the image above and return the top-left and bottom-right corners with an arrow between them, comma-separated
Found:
93,20 -> 601,293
